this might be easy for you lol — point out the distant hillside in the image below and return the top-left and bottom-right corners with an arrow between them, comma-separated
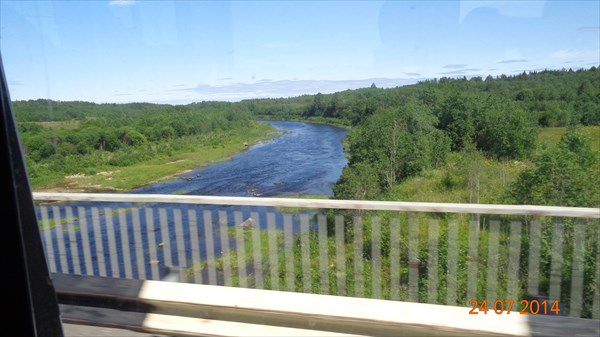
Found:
241,67 -> 600,128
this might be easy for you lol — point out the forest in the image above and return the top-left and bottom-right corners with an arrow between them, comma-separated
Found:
15,100 -> 273,190
239,67 -> 600,208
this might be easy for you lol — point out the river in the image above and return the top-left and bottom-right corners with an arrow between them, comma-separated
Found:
134,120 -> 348,197
40,121 -> 349,280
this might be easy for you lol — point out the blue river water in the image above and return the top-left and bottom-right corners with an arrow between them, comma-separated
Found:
134,120 -> 348,197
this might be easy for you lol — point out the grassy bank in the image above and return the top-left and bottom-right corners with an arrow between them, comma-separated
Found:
381,126 -> 600,204
34,121 -> 277,192
255,115 -> 351,128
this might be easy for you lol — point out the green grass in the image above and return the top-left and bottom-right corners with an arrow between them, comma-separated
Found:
383,152 -> 524,204
38,216 -> 79,231
19,120 -> 82,130
537,126 -> 600,153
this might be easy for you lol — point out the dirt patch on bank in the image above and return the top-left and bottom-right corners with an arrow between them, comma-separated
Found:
40,182 -> 124,193
148,169 -> 193,184
166,159 -> 188,165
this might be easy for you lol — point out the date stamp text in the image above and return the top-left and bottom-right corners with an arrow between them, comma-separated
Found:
468,299 -> 561,315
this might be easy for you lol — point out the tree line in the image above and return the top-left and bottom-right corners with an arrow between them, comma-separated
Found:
245,67 -> 600,128
14,100 -> 256,187
17,101 -> 252,159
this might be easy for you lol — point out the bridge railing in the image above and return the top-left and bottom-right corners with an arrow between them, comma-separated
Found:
33,192 -> 600,319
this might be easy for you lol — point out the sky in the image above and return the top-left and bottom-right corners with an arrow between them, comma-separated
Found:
1,0 -> 598,104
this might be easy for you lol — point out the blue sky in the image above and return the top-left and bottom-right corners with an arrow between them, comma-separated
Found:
1,0 -> 598,104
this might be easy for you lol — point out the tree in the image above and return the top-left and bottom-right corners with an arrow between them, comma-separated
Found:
437,94 -> 477,151
333,161 -> 380,201
460,142 -> 484,204
342,103 -> 450,194
119,128 -> 147,146
24,135 -> 57,160
305,93 -> 325,117
474,99 -> 537,159
511,128 -> 599,207
160,126 -> 176,139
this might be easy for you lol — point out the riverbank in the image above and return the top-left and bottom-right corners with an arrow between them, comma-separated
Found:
254,115 -> 351,129
37,121 -> 278,193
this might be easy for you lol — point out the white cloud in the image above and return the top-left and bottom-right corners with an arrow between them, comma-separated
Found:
550,50 -> 599,61
169,78 -> 418,102
497,59 -> 528,64
109,0 -> 137,7
443,64 -> 468,69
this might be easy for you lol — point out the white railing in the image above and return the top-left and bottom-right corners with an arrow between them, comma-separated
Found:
34,192 -> 599,217
33,192 -> 600,319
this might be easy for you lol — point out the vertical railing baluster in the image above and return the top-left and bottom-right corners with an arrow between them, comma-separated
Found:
354,215 -> 364,298
527,220 -> 541,296
132,208 -> 146,280
427,219 -> 439,304
486,220 -> 500,304
284,214 -> 294,291
507,221 -> 522,303
188,209 -> 203,284
118,210 -> 133,279
593,223 -> 600,320
234,211 -> 247,288
267,212 -> 279,290
372,216 -> 382,299
446,219 -> 458,306
300,214 -> 311,293
41,206 -> 57,273
408,214 -> 419,303
335,215 -> 346,296
318,214 -> 329,295
569,222 -> 585,318
174,209 -> 188,283
549,222 -> 564,304
204,210 -> 217,286
104,207 -> 119,278
145,208 -> 160,280
91,207 -> 106,277
389,218 -> 400,301
159,208 -> 173,272
467,218 -> 480,303
250,211 -> 263,289
52,206 -> 68,273
65,207 -> 81,275
219,210 -> 232,287
79,207 -> 94,276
